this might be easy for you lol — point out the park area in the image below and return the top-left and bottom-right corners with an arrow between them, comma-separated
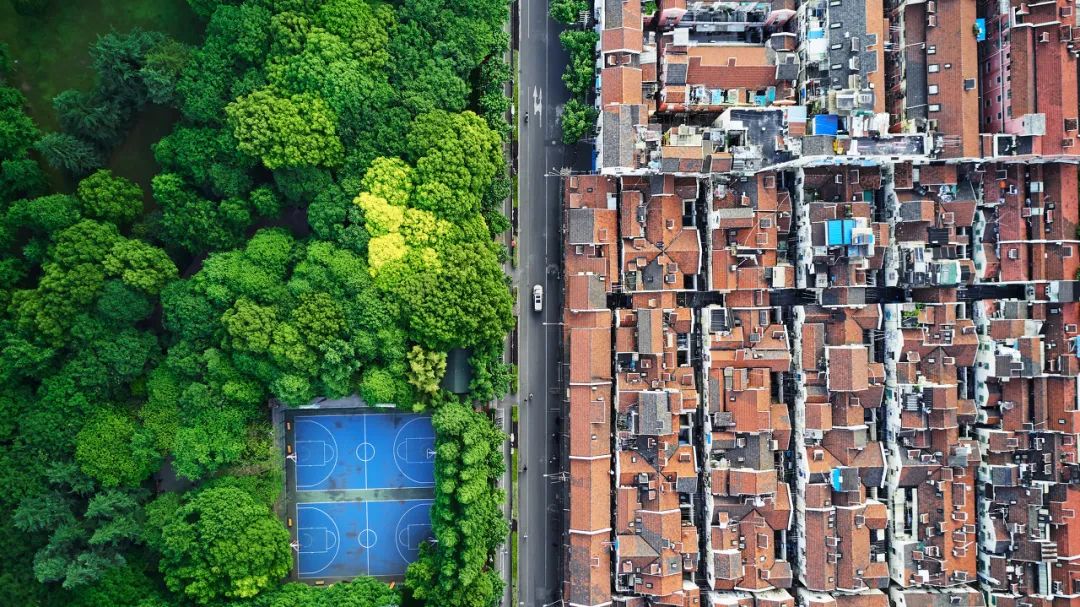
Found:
0,0 -> 201,190
285,409 -> 437,581
0,0 -> 512,603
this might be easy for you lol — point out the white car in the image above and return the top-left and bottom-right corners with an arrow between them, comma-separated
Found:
532,284 -> 543,312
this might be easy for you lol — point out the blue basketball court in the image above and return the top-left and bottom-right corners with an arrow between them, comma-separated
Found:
287,410 -> 437,580
294,413 -> 436,491
295,499 -> 434,578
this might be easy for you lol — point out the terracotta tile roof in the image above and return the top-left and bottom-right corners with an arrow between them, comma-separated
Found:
570,457 -> 613,532
567,533 -> 614,606
570,385 -> 613,458
569,323 -> 614,384
826,345 -> 870,392
922,0 -> 980,158
603,65 -> 645,107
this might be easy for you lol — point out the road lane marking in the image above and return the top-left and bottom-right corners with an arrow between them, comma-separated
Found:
532,86 -> 543,126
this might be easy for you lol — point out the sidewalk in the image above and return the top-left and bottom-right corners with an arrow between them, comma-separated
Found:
496,2 -> 520,607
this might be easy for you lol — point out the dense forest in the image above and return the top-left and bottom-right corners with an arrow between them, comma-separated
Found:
0,0 -> 514,606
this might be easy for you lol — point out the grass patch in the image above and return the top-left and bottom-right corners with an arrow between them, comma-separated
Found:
511,50 -> 519,142
512,50 -> 519,111
0,0 -> 202,131
510,529 -> 519,603
0,0 -> 204,191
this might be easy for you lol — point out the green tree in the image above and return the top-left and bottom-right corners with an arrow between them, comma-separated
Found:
67,564 -> 166,607
12,462 -> 147,590
359,366 -> 411,406
96,280 -> 153,326
559,30 -> 598,98
406,110 -> 503,221
153,126 -> 255,198
158,487 -> 291,604
75,410 -> 159,488
394,242 -> 514,351
406,402 -> 506,607
76,170 -> 144,226
406,345 -> 446,396
35,133 -> 103,176
560,98 -> 598,144
153,173 -> 251,253
226,89 -> 344,169
6,193 -> 82,235
171,397 -> 252,480
0,86 -> 39,158
103,238 -> 179,294
549,0 -> 589,24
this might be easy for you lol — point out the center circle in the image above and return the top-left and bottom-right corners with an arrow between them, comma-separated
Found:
358,528 -> 377,549
356,442 -> 375,462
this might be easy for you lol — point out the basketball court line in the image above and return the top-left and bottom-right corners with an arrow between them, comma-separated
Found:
295,441 -> 334,467
363,415 -> 370,492
294,413 -> 436,492
393,417 -> 437,485
394,502 -> 433,564
288,412 -> 436,579
295,420 -> 339,489
395,437 -> 437,463
296,504 -> 341,577
355,441 -> 376,462
364,499 -> 371,574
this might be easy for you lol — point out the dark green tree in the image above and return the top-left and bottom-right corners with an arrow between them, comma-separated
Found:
0,87 -> 39,158
12,462 -> 147,590
35,133 -> 104,176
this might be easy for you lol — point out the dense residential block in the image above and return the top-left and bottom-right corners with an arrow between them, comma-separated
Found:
561,0 -> 1080,605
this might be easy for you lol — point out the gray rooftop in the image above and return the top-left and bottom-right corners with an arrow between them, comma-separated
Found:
638,308 -> 660,355
568,208 -> 596,244
637,391 -> 673,436
602,106 -> 640,169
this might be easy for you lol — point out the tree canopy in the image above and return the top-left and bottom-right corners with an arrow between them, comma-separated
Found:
0,0 -> 516,603
156,487 -> 292,603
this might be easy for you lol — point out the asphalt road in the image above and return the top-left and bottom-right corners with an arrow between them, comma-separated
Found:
516,1 -> 593,605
